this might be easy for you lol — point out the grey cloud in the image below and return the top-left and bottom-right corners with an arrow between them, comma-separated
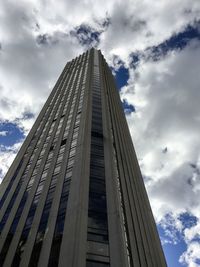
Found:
36,33 -> 59,46
121,42 -> 200,263
69,18 -> 110,49
149,163 -> 200,210
111,55 -> 125,70
130,19 -> 146,32
70,25 -> 100,48
0,1 -> 200,264
162,147 -> 168,153
36,34 -> 51,45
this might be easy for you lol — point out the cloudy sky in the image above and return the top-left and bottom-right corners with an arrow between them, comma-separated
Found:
0,0 -> 200,266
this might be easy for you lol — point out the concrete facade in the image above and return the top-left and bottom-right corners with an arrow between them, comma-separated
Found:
0,49 -> 167,267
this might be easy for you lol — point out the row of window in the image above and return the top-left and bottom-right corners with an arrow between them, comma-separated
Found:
0,97 -> 61,261
0,55 -> 83,266
0,51 -> 89,266
48,54 -> 88,267
87,55 -> 110,266
106,65 -> 132,266
28,95 -> 83,265
114,129 -> 133,264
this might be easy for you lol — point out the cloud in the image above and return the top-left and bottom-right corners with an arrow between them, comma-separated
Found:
36,33 -> 59,46
127,21 -> 200,66
184,222 -> 200,242
179,218 -> 200,266
0,0 -> 200,265
0,131 -> 8,136
179,241 -> 200,267
99,0 -> 200,64
0,142 -> 23,182
0,0 -> 199,126
70,24 -> 101,48
120,39 -> 200,263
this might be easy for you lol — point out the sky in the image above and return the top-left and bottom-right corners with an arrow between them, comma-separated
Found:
0,1 -> 200,266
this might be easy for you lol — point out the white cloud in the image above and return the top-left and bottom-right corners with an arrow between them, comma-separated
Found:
184,222 -> 200,243
0,0 -> 199,124
120,40 -> 200,264
0,0 -> 200,265
179,241 -> 200,267
0,131 -> 8,136
121,40 -> 200,216
0,142 -> 23,181
99,0 -> 200,64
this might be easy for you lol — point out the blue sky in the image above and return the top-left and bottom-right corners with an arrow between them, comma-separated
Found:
0,122 -> 24,146
0,1 -> 200,266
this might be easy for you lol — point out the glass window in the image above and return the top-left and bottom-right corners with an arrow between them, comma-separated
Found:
65,170 -> 72,180
41,172 -> 48,179
89,193 -> 107,212
57,155 -> 64,163
60,139 -> 67,147
86,260 -> 109,267
88,211 -> 108,230
90,180 -> 105,194
87,241 -> 109,257
91,131 -> 103,138
88,232 -> 108,243
53,165 -> 61,175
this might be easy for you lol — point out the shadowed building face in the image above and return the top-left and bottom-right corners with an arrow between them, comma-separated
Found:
0,48 -> 166,267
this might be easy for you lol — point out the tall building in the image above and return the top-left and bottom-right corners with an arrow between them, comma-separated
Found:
0,49 -> 166,267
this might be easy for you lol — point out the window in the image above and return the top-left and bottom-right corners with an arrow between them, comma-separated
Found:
90,167 -> 105,179
90,180 -> 105,194
65,170 -> 72,180
53,165 -> 61,175
60,139 -> 67,147
86,260 -> 109,267
88,233 -> 108,243
36,184 -> 44,194
57,155 -> 64,163
50,145 -> 54,151
89,193 -> 107,213
88,211 -> 108,230
90,157 -> 104,168
41,171 -> 48,179
91,131 -> 103,138
87,241 -> 109,257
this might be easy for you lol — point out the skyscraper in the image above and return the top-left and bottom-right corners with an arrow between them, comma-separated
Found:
0,49 -> 166,267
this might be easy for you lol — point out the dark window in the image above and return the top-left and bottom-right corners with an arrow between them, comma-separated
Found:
90,166 -> 105,177
89,192 -> 107,212
88,211 -> 108,230
0,233 -> 14,266
90,157 -> 104,168
50,145 -> 54,151
60,139 -> 67,146
86,260 -> 110,267
48,236 -> 62,267
90,180 -> 105,194
91,137 -> 103,146
88,232 -> 108,243
91,131 -> 103,138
